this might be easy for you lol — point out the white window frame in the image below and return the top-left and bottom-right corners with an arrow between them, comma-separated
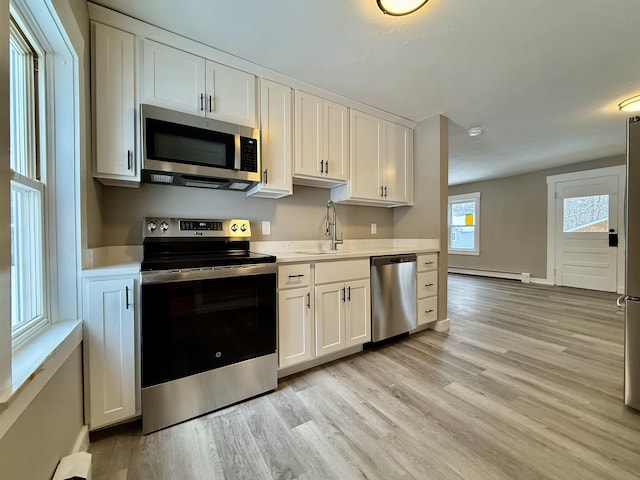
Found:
448,192 -> 481,255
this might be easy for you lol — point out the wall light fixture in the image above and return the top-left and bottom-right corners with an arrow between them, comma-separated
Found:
377,0 -> 429,16
619,95 -> 640,112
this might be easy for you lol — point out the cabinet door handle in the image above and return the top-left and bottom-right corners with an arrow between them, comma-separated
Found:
347,286 -> 351,301
288,274 -> 305,278
342,287 -> 346,302
325,161 -> 328,175
264,169 -> 268,184
384,186 -> 388,197
425,283 -> 435,287
125,285 -> 131,310
127,150 -> 132,170
425,309 -> 434,314
200,93 -> 204,111
380,185 -> 384,197
209,95 -> 213,113
306,292 -> 311,309
320,160 -> 324,174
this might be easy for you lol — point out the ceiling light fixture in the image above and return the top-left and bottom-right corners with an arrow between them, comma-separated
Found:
377,0 -> 429,16
618,95 -> 640,112
468,127 -> 482,137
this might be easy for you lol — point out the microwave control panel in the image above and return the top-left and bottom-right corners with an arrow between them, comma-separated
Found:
239,137 -> 258,173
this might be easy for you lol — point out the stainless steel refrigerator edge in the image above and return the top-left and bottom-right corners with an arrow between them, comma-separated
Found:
624,116 -> 640,410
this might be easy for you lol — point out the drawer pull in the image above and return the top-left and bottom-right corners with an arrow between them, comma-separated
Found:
125,286 -> 131,310
424,261 -> 435,265
288,274 -> 305,278
425,309 -> 434,314
424,283 -> 435,287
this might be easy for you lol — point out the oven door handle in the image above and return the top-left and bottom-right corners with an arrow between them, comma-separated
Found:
141,263 -> 277,284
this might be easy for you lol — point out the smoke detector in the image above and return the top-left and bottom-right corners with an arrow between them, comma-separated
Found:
468,127 -> 482,137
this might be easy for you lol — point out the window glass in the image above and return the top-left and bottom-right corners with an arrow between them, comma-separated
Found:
563,195 -> 609,233
9,15 -> 46,341
448,193 -> 480,254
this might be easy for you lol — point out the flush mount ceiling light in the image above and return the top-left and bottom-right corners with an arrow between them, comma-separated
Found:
618,95 -> 640,112
377,0 -> 429,16
468,127 -> 482,137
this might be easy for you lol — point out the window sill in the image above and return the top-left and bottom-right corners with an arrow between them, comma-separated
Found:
0,320 -> 82,436
448,250 -> 480,256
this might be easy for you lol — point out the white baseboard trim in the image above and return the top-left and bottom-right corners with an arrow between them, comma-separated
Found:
432,318 -> 450,332
72,425 -> 90,453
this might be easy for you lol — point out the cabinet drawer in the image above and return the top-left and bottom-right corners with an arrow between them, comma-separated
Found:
315,259 -> 369,284
278,264 -> 311,289
417,253 -> 438,272
417,296 -> 438,326
417,271 -> 438,299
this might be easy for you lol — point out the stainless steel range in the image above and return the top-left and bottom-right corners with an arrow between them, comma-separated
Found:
140,217 -> 277,434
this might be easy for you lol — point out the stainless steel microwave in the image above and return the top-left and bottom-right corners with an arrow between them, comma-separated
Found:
140,104 -> 260,191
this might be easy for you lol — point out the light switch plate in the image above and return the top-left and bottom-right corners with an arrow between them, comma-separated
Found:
262,221 -> 271,235
371,223 -> 377,234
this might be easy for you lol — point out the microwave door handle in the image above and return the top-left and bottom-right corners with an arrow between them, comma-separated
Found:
234,134 -> 241,170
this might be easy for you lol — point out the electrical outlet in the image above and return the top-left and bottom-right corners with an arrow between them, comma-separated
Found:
262,221 -> 271,235
371,223 -> 377,234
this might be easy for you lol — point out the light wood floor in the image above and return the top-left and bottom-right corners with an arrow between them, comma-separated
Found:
89,275 -> 640,479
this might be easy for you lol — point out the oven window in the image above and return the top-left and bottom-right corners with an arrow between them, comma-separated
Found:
145,118 -> 235,169
141,272 -> 276,387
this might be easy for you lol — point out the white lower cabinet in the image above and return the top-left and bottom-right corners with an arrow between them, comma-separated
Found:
278,259 -> 371,370
83,270 -> 139,430
314,260 -> 371,357
278,264 -> 313,369
278,287 -> 313,368
417,253 -> 439,326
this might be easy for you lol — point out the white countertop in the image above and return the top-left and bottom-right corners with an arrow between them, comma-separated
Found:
83,238 -> 439,269
252,238 -> 439,264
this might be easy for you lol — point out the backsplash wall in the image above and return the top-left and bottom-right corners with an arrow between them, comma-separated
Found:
100,183 -> 394,246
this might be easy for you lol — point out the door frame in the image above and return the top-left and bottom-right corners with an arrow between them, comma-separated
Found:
546,165 -> 626,293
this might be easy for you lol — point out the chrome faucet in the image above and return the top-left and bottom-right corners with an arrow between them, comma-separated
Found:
325,200 -> 343,250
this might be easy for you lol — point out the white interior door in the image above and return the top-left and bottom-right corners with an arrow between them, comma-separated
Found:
554,174 -> 619,291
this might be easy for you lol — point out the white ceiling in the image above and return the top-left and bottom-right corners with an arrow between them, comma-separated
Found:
91,0 -> 640,185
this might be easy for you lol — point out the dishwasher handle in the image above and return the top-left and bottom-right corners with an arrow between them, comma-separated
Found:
370,254 -> 417,267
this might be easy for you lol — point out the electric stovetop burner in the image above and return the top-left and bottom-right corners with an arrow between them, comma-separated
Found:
141,217 -> 275,271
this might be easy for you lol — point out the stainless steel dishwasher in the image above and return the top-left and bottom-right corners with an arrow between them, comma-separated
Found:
370,254 -> 417,342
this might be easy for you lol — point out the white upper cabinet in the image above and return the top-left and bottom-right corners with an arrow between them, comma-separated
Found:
92,22 -> 138,185
142,39 -> 256,127
383,120 -> 414,204
332,109 -> 414,207
294,91 -> 348,186
205,61 -> 257,127
247,79 -> 293,198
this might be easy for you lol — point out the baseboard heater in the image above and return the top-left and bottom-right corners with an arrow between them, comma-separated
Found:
448,267 -> 531,283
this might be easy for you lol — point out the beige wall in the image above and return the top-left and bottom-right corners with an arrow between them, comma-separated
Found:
100,183 -> 394,245
0,346 -> 84,480
394,115 -> 449,321
448,155 -> 625,278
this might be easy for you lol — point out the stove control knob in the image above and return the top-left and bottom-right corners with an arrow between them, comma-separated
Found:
231,223 -> 238,232
240,223 -> 247,232
160,222 -> 169,233
147,221 -> 157,233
